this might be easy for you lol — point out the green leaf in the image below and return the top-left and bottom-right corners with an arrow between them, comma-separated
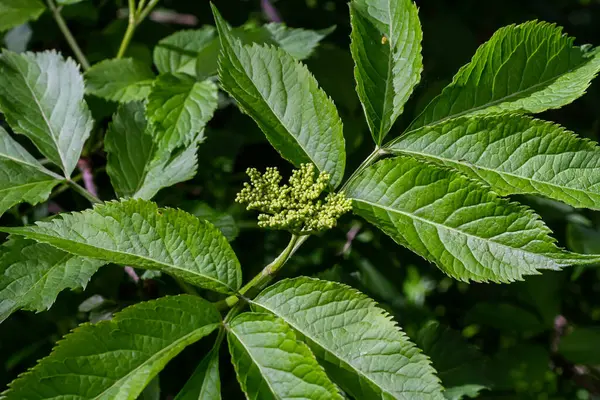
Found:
260,23 -> 335,60
350,0 -> 422,144
389,114 -> 600,210
0,50 -> 93,176
0,238 -> 104,323
154,27 -> 217,77
175,334 -> 222,400
212,6 -> 346,188
105,102 -> 198,199
0,199 -> 242,294
414,321 -> 489,399
345,157 -> 600,282
85,58 -> 155,103
191,23 -> 333,80
465,303 -> 545,334
0,0 -> 45,32
558,327 -> 600,365
1,295 -> 221,399
146,73 -> 218,152
252,277 -> 444,399
190,202 -> 238,242
227,312 -> 343,400
410,21 -> 600,130
0,127 -> 63,216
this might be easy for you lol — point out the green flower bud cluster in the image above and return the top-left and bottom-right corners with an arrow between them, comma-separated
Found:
236,163 -> 352,234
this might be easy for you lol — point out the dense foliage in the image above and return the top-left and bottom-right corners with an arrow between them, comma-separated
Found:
1,0 -> 600,399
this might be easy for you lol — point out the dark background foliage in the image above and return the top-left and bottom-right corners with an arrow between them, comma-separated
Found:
2,0 -> 600,398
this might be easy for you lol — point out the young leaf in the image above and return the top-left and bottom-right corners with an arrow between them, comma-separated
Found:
345,157 -> 600,282
175,334 -> 222,400
212,6 -> 346,187
414,321 -> 489,399
105,102 -> 198,199
0,50 -> 93,176
0,127 -> 63,216
85,58 -> 155,103
1,295 -> 221,400
388,115 -> 600,210
0,0 -> 45,32
146,73 -> 218,152
350,0 -> 423,144
0,238 -> 104,323
227,312 -> 343,400
154,27 -> 218,77
252,277 -> 444,399
410,21 -> 600,130
0,199 -> 242,294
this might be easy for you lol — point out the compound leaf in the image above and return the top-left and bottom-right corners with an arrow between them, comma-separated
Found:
85,58 -> 155,103
0,0 -> 45,32
212,6 -> 346,188
0,199 -> 242,294
410,21 -> 600,130
389,115 -> 600,210
345,157 -> 600,282
252,277 -> 444,399
0,127 -> 63,216
228,312 -> 343,400
350,0 -> 422,144
0,238 -> 104,323
1,295 -> 221,400
0,50 -> 93,176
146,73 -> 218,152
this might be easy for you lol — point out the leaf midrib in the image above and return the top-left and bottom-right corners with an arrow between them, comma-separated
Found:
92,323 -> 219,400
0,151 -> 62,180
1,229 -> 234,292
351,197 -> 559,261
390,147 -> 600,203
227,328 -> 282,399
9,56 -> 68,176
0,179 -> 59,194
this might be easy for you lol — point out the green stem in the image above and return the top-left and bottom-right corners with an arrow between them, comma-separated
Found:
340,146 -> 386,191
46,0 -> 90,70
215,235 -> 307,310
116,0 -> 160,58
174,277 -> 199,296
67,180 -> 102,204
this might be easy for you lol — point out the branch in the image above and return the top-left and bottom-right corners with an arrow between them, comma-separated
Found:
46,0 -> 90,70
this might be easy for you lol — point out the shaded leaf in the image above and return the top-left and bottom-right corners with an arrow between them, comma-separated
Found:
190,202 -> 238,242
389,115 -> 600,210
0,0 -> 45,32
0,127 -> 62,216
558,327 -> 600,365
345,157 -> 600,282
85,58 -> 155,103
252,277 -> 444,399
146,73 -> 218,152
410,21 -> 600,130
465,303 -> 545,334
154,27 -> 217,77
0,238 -> 104,323
0,199 -> 242,294
350,0 -> 422,144
213,6 -> 346,187
0,50 -> 93,176
414,321 -> 489,399
175,334 -> 222,400
1,295 -> 221,399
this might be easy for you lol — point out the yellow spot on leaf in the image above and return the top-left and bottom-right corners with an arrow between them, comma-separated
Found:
381,36 -> 388,45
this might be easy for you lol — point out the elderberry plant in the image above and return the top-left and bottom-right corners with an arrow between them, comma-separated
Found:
1,0 -> 600,399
